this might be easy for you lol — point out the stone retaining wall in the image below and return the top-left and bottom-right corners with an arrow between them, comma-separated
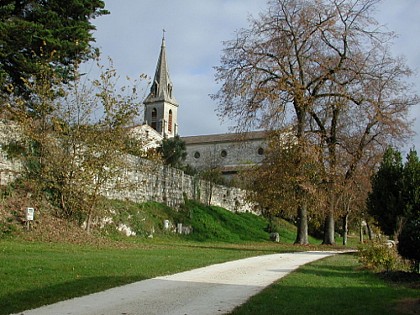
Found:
0,120 -> 254,213
104,156 -> 255,213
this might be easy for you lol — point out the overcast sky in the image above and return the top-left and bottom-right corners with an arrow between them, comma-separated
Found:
89,0 -> 420,153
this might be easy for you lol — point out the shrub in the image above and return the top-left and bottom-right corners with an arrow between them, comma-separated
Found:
0,217 -> 17,238
398,218 -> 420,273
358,240 -> 403,272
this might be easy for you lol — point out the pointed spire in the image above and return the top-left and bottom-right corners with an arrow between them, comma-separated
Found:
144,31 -> 177,105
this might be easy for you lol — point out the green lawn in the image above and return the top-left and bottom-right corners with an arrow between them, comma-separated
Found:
1,200 -> 417,315
0,199 -> 346,314
230,253 -> 419,315
2,241 -> 418,315
0,239 -> 294,315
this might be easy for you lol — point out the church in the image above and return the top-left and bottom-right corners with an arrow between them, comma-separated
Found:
132,36 -> 267,179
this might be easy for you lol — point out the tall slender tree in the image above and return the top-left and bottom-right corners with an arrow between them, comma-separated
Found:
398,148 -> 420,272
401,148 -> 420,221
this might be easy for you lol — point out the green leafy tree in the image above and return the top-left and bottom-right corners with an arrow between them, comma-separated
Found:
159,135 -> 187,169
0,0 -> 108,105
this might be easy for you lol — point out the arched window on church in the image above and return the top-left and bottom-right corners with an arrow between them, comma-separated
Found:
151,108 -> 157,130
153,81 -> 159,96
168,109 -> 173,133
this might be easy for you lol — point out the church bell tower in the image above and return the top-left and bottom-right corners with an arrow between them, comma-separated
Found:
144,33 -> 179,138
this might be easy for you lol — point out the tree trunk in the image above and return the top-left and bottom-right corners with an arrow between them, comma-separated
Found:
85,192 -> 99,235
86,211 -> 92,234
208,182 -> 213,206
359,220 -> 364,243
342,213 -> 349,246
366,221 -> 373,240
294,110 -> 309,246
294,204 -> 309,245
394,216 -> 406,241
322,211 -> 335,245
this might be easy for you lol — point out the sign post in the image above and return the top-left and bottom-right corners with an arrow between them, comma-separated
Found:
25,207 -> 34,230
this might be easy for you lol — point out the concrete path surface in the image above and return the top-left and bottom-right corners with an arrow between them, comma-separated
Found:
14,251 -> 340,315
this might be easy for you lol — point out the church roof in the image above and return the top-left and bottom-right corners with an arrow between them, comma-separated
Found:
144,35 -> 178,106
182,130 -> 267,145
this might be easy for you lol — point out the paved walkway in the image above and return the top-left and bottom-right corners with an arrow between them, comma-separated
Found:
14,251 -> 340,315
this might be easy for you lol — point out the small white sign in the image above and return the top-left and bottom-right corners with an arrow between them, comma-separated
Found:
26,208 -> 34,221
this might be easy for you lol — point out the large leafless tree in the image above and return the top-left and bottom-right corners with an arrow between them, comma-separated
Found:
213,0 -> 417,244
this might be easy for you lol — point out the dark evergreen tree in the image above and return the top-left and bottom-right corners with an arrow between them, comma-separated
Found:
397,148 -> 420,271
398,218 -> 420,273
401,148 -> 420,220
0,0 -> 108,106
367,147 -> 404,236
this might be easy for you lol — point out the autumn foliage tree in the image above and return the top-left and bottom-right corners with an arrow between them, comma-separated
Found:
246,132 -> 326,244
213,0 -> 417,244
8,60 -> 144,233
